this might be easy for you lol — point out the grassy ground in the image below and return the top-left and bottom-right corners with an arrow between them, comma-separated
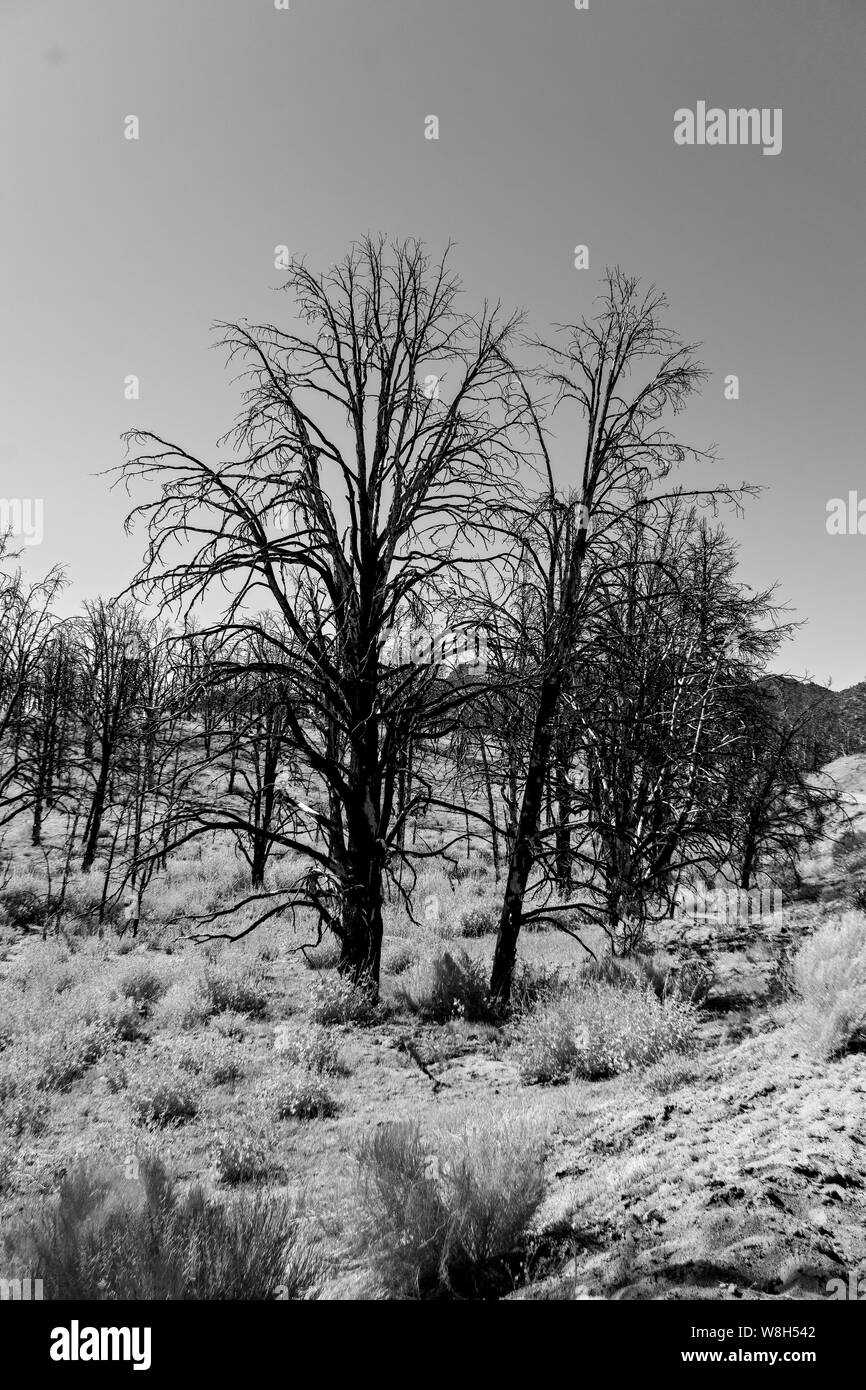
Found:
2,798 -> 865,1299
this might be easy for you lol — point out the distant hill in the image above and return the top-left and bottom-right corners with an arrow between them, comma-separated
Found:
770,675 -> 866,761
837,681 -> 866,753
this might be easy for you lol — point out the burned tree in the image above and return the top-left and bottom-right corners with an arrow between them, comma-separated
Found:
488,270 -> 741,1002
118,237 -> 524,989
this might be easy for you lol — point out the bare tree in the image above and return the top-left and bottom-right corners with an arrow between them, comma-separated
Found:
0,537 -> 66,827
117,237 -> 525,989
488,270 -> 744,1001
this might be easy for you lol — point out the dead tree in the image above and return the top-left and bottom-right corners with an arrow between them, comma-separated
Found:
488,269 -> 745,1002
117,236 -> 526,990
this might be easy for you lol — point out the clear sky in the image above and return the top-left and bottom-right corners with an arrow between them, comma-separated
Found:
1,0 -> 864,686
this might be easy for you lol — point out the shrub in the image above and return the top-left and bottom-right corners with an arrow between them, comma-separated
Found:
833,829 -> 866,865
101,996 -> 149,1043
509,960 -> 567,1017
275,1024 -> 345,1075
214,1129 -> 274,1185
131,1072 -> 200,1127
310,974 -> 379,1026
203,964 -> 268,1019
101,1059 -> 129,1094
355,1116 -> 546,1298
793,913 -> 866,1058
397,949 -> 494,1023
271,1069 -> 338,1121
177,1037 -> 244,1086
459,907 -> 498,938
153,977 -> 211,1032
637,954 -> 713,1006
514,997 -> 580,1083
0,1072 -> 49,1137
383,940 -> 416,975
0,885 -> 47,931
30,1020 -> 114,1092
2,1157 -> 319,1299
212,1009 -> 250,1041
518,983 -> 697,1084
580,954 -> 640,990
118,962 -> 167,1011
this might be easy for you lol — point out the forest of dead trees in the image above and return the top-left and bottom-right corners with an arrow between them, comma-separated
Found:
0,238 -> 845,1004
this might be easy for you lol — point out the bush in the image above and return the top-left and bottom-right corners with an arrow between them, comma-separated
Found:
275,1024 -> 345,1075
2,1157 -> 319,1299
383,940 -> 416,975
0,1071 -> 48,1137
131,1072 -> 200,1127
118,962 -> 167,1011
355,1116 -> 546,1298
459,907 -> 498,939
176,1037 -> 244,1085
310,974 -> 379,1026
579,954 -> 641,990
509,960 -> 567,1017
214,1129 -> 274,1185
0,885 -> 47,931
793,913 -> 866,1058
637,954 -> 713,1006
272,1069 -> 338,1120
30,1019 -> 114,1092
153,977 -> 211,1032
833,829 -> 866,865
212,1009 -> 250,1041
101,996 -> 149,1043
518,983 -> 697,1084
203,964 -> 268,1019
397,949 -> 494,1023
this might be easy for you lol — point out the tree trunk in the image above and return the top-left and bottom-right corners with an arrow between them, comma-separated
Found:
82,753 -> 111,872
554,759 -> 572,896
490,524 -> 588,1003
489,680 -> 559,1000
339,857 -> 384,988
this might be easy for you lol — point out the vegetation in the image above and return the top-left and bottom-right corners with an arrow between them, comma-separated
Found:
0,240 -> 862,1301
355,1117 -> 546,1298
2,1157 -> 319,1299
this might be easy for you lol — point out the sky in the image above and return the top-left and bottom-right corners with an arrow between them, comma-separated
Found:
1,0 -> 864,686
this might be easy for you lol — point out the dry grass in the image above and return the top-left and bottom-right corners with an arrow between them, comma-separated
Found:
355,1112 -> 547,1298
793,911 -> 866,1058
518,981 -> 698,1084
2,1156 -> 319,1299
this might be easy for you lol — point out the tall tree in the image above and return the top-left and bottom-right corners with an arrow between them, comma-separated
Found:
488,270 -> 740,1001
119,237 -> 525,989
